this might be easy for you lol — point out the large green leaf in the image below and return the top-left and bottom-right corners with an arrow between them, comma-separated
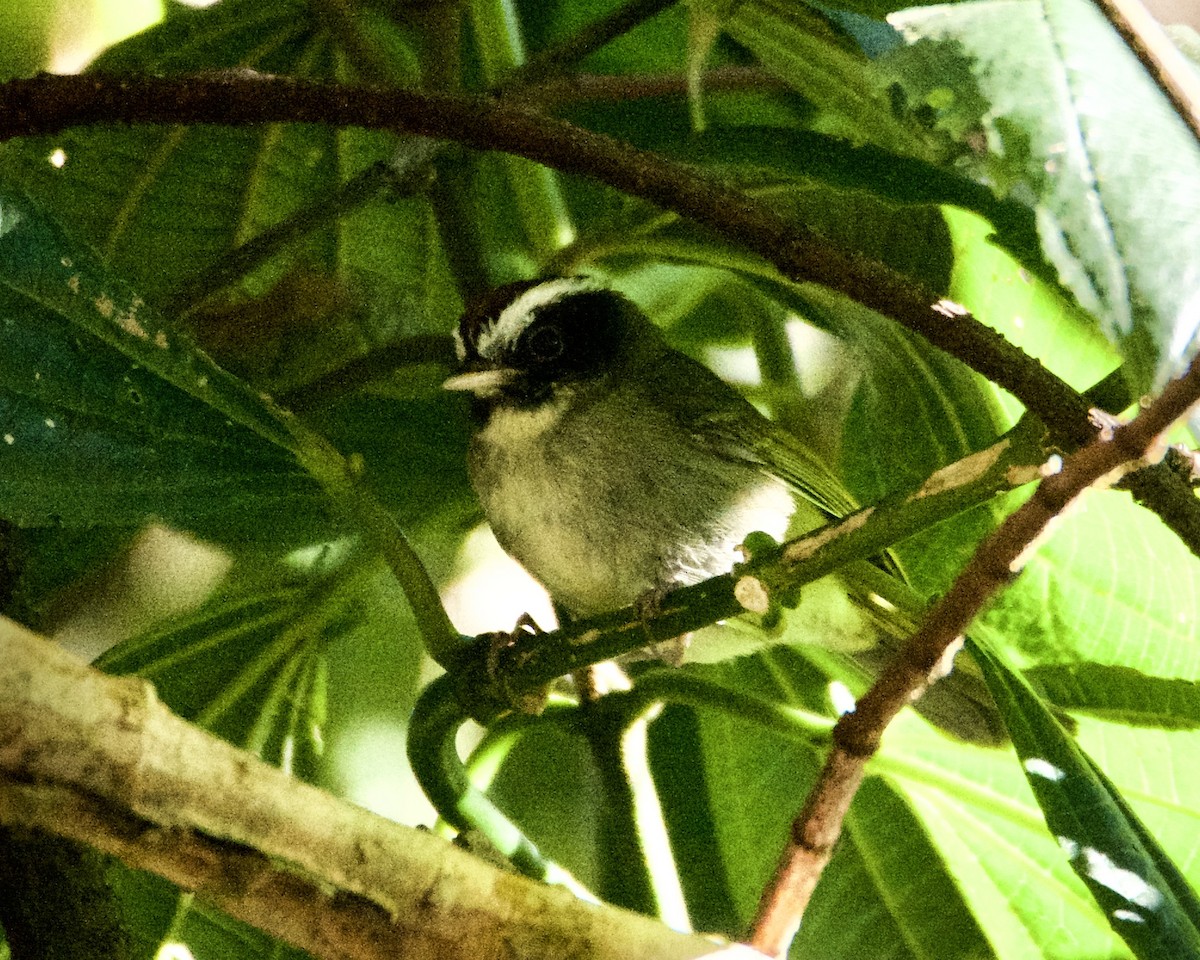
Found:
707,0 -> 930,156
97,548 -> 424,773
1,0 -> 330,301
686,653 -> 1020,958
0,0 -> 458,356
884,204 -> 1120,594
886,0 -> 1200,390
970,640 -> 1200,959
96,576 -> 327,759
0,188 -> 328,537
659,127 -> 1045,273
797,774 -> 995,960
1072,719 -> 1200,906
484,721 -> 609,896
765,280 -> 1011,598
876,713 -> 1127,959
980,490 -> 1200,681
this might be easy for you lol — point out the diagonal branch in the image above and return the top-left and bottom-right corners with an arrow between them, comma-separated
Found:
746,342 -> 1200,958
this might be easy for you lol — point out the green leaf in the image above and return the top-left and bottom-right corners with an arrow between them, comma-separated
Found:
647,704 -> 739,932
1072,718 -> 1200,917
1027,664 -> 1200,729
97,548 -> 422,774
685,653 -> 996,957
875,713 -> 1126,958
0,188 -> 328,536
0,0 -> 458,358
799,775 -> 995,960
816,293 -> 1005,501
574,171 -> 957,299
887,0 -> 1200,390
941,206 -> 1120,404
485,721 -> 608,893
979,490 -> 1200,680
970,639 -> 1200,959
1,0 -> 333,302
98,574 -> 322,757
708,0 -> 930,155
661,126 -> 1045,275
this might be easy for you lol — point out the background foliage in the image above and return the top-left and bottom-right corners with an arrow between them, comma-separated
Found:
1,0 -> 1199,958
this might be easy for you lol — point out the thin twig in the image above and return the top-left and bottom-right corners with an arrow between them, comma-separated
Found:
747,351 -> 1200,958
1090,0 -> 1200,147
501,0 -> 681,90
162,142 -> 439,316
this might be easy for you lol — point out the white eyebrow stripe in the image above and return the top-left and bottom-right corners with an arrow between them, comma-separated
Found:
475,276 -> 603,360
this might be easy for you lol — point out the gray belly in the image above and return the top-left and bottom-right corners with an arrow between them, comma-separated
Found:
468,402 -> 796,615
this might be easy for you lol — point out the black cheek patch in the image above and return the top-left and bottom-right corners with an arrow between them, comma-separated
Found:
531,290 -> 635,378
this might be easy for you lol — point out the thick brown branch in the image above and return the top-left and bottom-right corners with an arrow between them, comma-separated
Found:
0,72 -> 1093,447
748,354 -> 1200,958
1090,0 -> 1200,147
0,72 -> 1195,555
0,616 -> 759,960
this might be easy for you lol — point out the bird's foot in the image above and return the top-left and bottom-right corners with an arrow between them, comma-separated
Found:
483,612 -> 548,714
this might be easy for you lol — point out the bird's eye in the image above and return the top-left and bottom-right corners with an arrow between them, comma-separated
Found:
525,324 -> 565,362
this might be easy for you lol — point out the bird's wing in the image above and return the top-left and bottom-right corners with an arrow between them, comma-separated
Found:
695,405 -> 858,518
636,349 -> 859,519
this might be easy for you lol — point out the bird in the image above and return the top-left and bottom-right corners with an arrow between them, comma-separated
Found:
443,275 -> 1000,739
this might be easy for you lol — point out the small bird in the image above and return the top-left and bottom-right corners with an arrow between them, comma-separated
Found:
445,276 -> 999,737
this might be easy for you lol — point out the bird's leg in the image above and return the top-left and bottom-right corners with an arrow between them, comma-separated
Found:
632,583 -> 691,666
553,603 -> 626,705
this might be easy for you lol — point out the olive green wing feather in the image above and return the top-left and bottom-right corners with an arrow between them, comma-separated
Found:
636,349 -> 858,518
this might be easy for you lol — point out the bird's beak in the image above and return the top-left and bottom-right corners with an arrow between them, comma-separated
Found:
442,367 -> 518,397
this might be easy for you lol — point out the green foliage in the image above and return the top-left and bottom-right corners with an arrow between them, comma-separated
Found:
886,0 -> 1200,392
972,641 -> 1200,958
1,0 -> 1199,958
0,188 -> 330,539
